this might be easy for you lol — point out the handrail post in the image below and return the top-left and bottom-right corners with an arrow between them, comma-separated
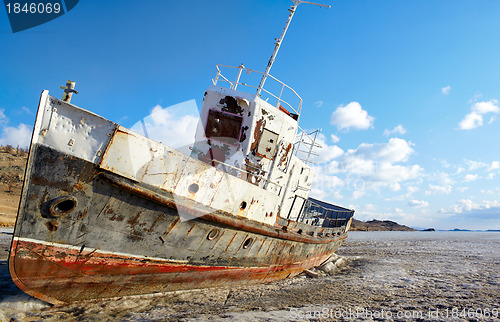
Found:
214,69 -> 221,86
233,64 -> 245,90
276,83 -> 285,108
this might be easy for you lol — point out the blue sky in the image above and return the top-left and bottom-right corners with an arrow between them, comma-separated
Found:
1,0 -> 499,230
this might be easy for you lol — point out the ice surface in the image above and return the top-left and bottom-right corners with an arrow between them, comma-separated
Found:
0,230 -> 499,321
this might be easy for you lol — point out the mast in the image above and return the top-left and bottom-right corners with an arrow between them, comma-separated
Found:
256,0 -> 330,97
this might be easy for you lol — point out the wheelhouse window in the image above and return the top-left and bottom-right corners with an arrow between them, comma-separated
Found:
205,109 -> 243,146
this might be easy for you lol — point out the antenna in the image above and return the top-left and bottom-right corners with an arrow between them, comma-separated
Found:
256,0 -> 330,97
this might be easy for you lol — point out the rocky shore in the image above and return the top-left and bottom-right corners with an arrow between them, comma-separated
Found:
350,219 -> 416,231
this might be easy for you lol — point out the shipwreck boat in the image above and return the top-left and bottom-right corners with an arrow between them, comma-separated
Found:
9,1 -> 354,304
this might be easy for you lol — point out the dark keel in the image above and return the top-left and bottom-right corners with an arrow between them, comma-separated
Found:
9,145 -> 346,304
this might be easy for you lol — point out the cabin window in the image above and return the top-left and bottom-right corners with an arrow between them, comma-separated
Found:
205,109 -> 243,145
256,128 -> 279,159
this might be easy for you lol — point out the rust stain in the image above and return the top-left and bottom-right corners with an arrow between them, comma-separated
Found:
109,214 -> 125,221
224,233 -> 238,252
255,240 -> 265,256
186,223 -> 196,237
147,214 -> 163,232
277,143 -> 292,168
127,211 -> 142,227
165,218 -> 180,236
77,209 -> 87,220
45,221 -> 58,231
250,118 -> 265,151
31,176 -> 72,191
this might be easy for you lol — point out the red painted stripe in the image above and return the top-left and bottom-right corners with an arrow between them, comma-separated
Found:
10,238 -> 331,304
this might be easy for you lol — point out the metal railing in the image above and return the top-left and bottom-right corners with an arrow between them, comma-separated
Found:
212,64 -> 303,118
211,159 -> 282,191
299,199 -> 354,228
294,128 -> 322,165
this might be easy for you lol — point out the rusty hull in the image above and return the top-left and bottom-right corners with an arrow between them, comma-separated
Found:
9,144 -> 347,304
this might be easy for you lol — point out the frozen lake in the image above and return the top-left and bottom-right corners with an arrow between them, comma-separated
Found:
1,230 -> 499,321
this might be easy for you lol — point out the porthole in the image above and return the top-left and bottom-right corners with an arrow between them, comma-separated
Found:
242,238 -> 253,249
207,229 -> 220,240
240,201 -> 247,210
188,183 -> 199,194
49,196 -> 77,217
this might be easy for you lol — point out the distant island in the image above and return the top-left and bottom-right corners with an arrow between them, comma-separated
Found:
348,220 -> 499,232
350,219 -> 416,231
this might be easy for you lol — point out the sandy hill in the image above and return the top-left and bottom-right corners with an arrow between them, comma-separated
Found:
0,146 -> 27,227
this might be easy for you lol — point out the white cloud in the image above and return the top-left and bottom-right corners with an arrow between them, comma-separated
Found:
310,167 -> 344,201
407,186 -> 419,196
0,109 -> 7,126
330,134 -> 340,143
472,100 -> 500,114
408,200 -> 429,208
352,190 -> 365,200
463,174 -> 478,182
352,138 -> 414,163
310,136 -> 423,207
459,112 -> 483,130
466,160 -> 487,171
325,138 -> 422,189
458,99 -> 499,130
131,100 -> 200,154
0,123 -> 32,148
312,133 -> 344,164
441,86 -> 451,95
330,102 -> 374,131
389,182 -> 401,191
463,160 -> 500,174
436,171 -> 454,185
488,161 -> 500,171
448,199 -> 477,213
314,101 -> 323,108
481,188 -> 500,195
442,199 -> 500,216
383,124 -> 407,137
425,184 -> 452,195
21,106 -> 33,115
